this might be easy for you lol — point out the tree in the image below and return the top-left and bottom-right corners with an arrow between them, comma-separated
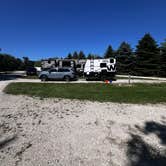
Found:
66,53 -> 73,59
136,33 -> 159,55
72,52 -> 79,59
135,33 -> 160,76
160,39 -> 166,76
23,57 -> 34,69
161,39 -> 166,52
0,54 -> 24,71
95,55 -> 103,59
104,45 -> 114,58
34,61 -> 41,67
115,42 -> 134,74
78,51 -> 86,59
87,54 -> 95,59
117,42 -> 132,56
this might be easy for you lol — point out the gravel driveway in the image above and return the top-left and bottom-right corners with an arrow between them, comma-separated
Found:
0,80 -> 166,166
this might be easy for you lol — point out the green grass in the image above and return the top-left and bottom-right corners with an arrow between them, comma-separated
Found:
4,83 -> 166,104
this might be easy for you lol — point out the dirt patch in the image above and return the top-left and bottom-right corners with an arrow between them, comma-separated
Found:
0,81 -> 166,165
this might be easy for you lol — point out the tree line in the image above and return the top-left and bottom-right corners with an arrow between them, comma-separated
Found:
0,33 -> 166,77
66,33 -> 166,77
0,55 -> 34,72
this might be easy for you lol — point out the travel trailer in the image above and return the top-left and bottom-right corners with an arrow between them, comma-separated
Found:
41,59 -> 86,75
84,58 -> 116,80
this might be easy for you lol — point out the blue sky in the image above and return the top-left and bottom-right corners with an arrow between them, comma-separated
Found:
0,0 -> 166,60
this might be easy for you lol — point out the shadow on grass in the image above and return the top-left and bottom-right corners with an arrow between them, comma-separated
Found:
127,121 -> 166,166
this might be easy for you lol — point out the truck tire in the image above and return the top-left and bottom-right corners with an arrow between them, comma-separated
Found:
64,76 -> 70,82
40,75 -> 48,81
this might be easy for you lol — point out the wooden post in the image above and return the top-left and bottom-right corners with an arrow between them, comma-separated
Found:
129,74 -> 131,84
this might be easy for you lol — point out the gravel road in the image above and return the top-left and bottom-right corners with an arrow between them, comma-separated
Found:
0,80 -> 166,166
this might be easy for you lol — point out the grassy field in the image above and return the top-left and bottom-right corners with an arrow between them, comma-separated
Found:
4,83 -> 166,104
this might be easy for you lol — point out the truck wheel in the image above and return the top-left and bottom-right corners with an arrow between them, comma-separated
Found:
64,76 -> 70,82
41,75 -> 48,81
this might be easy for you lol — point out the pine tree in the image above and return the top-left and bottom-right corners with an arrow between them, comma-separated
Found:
78,51 -> 86,59
104,45 -> 114,58
87,54 -> 95,59
73,51 -> 79,59
135,33 -> 160,76
67,53 -> 73,59
23,57 -> 34,68
116,42 -> 134,74
160,39 -> 166,76
117,42 -> 132,56
95,55 -> 103,59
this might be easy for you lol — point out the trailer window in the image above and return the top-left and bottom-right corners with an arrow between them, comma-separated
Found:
100,63 -> 107,68
110,59 -> 114,63
62,61 -> 71,67
76,64 -> 81,68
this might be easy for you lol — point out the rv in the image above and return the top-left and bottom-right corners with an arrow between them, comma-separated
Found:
41,59 -> 86,76
84,58 -> 116,81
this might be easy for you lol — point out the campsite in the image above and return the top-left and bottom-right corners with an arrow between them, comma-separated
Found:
1,0 -> 166,165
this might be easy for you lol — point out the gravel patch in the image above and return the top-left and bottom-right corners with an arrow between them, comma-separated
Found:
0,80 -> 166,166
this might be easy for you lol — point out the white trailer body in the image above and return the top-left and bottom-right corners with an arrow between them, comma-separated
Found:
84,58 -> 116,80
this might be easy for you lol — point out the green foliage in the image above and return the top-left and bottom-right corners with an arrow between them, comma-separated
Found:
135,33 -> 160,76
115,42 -> 134,74
67,53 -> 72,59
136,33 -> 159,54
73,51 -> 79,59
23,57 -> 34,68
0,54 -> 24,71
87,54 -> 95,59
34,61 -> 41,67
78,51 -> 86,59
117,42 -> 132,56
0,54 -> 35,71
116,54 -> 136,75
104,45 -> 114,58
160,39 -> 166,76
66,51 -> 86,59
